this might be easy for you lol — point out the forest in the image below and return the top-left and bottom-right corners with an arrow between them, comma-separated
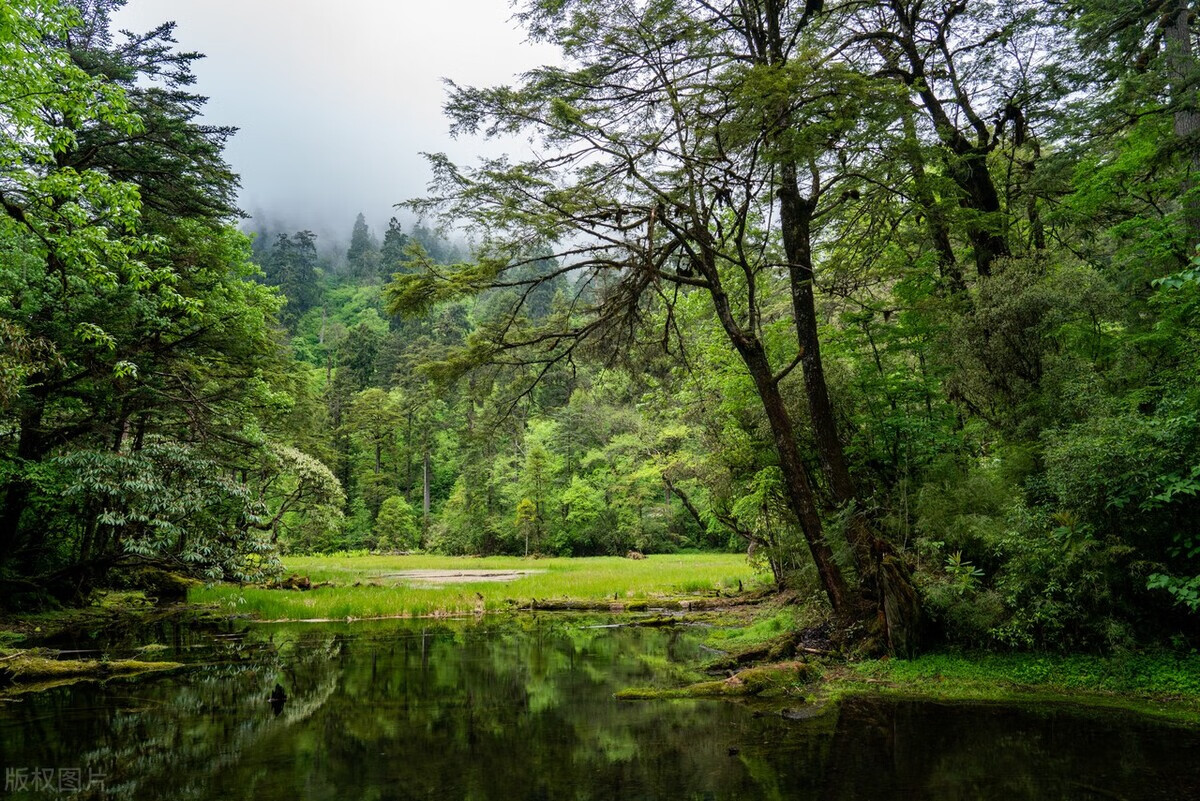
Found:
2,0 -> 1199,655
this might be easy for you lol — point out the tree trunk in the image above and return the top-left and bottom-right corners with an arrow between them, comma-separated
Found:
405,411 -> 414,499
777,168 -> 879,596
953,150 -> 1010,277
763,7 -> 882,609
685,3 -> 852,616
422,446 -> 431,543
762,5 -> 922,642
776,174 -> 855,502
1168,0 -> 1200,249
725,324 -> 850,613
747,350 -> 849,612
886,0 -> 1011,277
775,180 -> 924,644
880,553 -> 922,657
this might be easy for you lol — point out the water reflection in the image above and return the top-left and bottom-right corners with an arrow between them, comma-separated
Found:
0,618 -> 1196,800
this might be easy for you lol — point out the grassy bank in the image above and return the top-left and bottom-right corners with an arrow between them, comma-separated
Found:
827,651 -> 1200,723
192,553 -> 764,620
617,649 -> 1200,723
606,604 -> 1200,724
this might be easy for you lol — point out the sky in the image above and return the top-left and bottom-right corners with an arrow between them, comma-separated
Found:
111,0 -> 558,245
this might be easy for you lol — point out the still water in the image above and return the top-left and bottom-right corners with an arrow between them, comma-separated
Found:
1,617 -> 1197,800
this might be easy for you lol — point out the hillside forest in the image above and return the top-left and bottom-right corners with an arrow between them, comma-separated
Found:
2,0 -> 1199,652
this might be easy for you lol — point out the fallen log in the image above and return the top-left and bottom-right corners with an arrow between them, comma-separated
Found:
0,651 -> 183,687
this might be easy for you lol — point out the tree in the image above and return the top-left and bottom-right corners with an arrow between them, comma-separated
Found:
514,498 -> 539,558
375,495 -> 420,552
266,230 -> 321,326
0,0 -> 150,576
346,212 -> 381,278
387,0 -> 924,629
0,0 -> 340,598
380,217 -> 411,275
55,443 -> 282,585
716,0 -> 916,615
846,1 -> 1042,278
344,387 -> 403,519
408,222 -> 461,264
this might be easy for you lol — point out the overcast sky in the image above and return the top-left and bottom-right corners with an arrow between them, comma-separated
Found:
111,0 -> 558,244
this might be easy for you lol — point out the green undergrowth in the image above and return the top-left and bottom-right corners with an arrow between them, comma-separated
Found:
192,553 -> 764,620
702,604 -> 818,652
830,651 -> 1200,724
0,630 -> 26,649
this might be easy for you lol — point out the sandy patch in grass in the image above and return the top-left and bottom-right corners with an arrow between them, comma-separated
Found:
381,569 -> 545,585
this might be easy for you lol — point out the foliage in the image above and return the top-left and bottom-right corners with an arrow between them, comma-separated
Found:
0,0 -> 339,600
4,0 -> 1199,656
375,495 -> 419,552
55,442 -> 280,582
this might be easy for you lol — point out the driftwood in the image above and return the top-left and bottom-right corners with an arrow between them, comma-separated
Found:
269,574 -> 312,591
0,652 -> 183,687
512,593 -> 773,613
621,616 -> 679,628
513,598 -> 649,612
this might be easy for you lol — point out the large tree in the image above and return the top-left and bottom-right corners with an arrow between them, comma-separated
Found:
388,0 -> 921,646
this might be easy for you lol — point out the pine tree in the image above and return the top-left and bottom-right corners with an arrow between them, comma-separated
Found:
346,212 -> 380,278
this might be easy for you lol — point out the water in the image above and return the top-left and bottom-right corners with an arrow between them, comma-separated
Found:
1,618 -> 1197,800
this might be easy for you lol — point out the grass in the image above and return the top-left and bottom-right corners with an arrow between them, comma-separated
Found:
825,650 -> 1200,724
192,553 -> 764,621
851,651 -> 1200,696
702,606 -> 815,652
613,641 -> 1200,723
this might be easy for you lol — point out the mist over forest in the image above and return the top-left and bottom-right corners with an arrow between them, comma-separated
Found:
240,211 -> 468,272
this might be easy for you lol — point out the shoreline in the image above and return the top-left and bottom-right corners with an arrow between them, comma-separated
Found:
3,580 -> 1198,726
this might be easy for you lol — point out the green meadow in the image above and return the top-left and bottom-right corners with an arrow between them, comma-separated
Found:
192,553 -> 764,620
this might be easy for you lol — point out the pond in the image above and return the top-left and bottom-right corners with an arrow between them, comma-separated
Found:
1,618 -> 1197,800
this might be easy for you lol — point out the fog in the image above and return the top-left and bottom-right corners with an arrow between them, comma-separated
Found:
112,0 -> 559,247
